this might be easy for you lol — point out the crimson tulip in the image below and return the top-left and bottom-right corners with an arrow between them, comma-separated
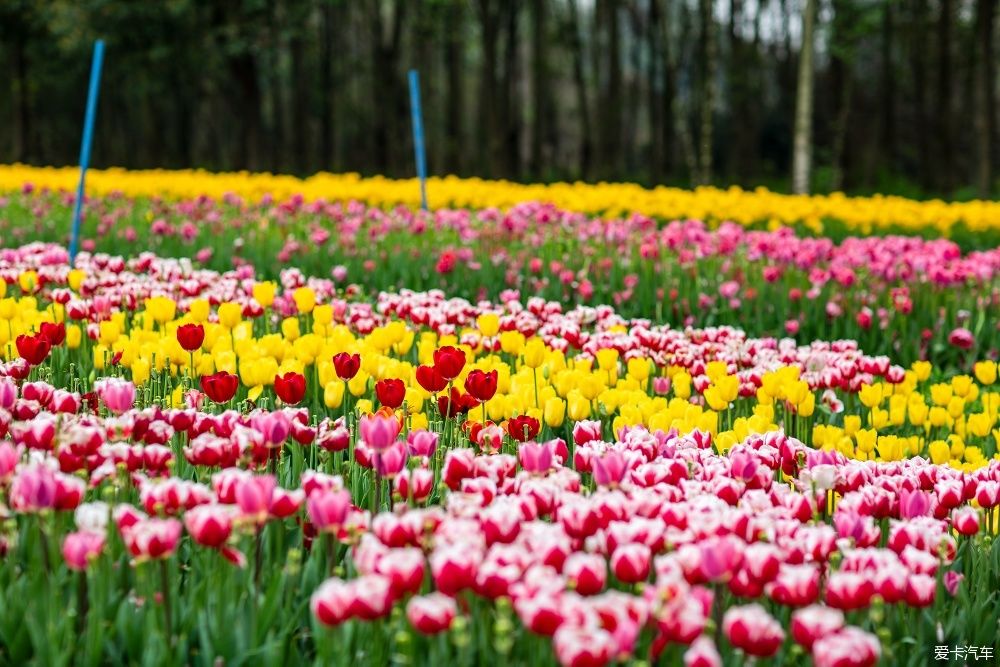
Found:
274,372 -> 307,405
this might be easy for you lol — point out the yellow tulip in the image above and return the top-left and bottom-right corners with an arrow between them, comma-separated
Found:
218,302 -> 242,329
324,381 -> 345,409
544,397 -> 566,428
253,282 -> 277,308
293,287 -> 316,314
974,361 -> 997,386
477,313 -> 500,338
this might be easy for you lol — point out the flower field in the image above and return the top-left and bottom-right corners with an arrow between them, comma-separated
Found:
0,170 -> 998,665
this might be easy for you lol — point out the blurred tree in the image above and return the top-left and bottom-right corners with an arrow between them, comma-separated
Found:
0,0 -> 994,197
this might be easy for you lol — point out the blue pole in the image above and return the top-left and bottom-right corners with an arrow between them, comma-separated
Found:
68,39 -> 106,263
407,69 -> 428,211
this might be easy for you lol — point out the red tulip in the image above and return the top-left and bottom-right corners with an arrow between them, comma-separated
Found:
722,604 -> 785,657
825,572 -> 874,611
201,372 -> 239,403
121,518 -> 182,560
184,504 -> 234,548
564,553 -> 606,596
553,625 -> 616,667
433,346 -> 466,380
375,378 -> 406,409
274,372 -> 306,405
812,627 -> 881,667
176,323 -> 205,352
947,327 -> 974,350
406,593 -> 456,635
507,415 -> 540,442
611,543 -> 651,583
39,321 -> 66,346
952,507 -> 981,536
437,387 -> 477,418
416,364 -> 448,393
790,605 -> 844,650
332,352 -> 360,380
464,369 -> 498,402
16,333 -> 50,366
377,548 -> 426,596
430,546 -> 478,595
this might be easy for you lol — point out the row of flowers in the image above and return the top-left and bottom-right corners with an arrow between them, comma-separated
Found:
3,163 -> 1000,233
2,185 -> 999,362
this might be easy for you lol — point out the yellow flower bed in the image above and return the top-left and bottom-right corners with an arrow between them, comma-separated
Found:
2,164 -> 999,234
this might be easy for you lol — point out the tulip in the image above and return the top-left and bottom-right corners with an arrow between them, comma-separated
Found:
121,518 -> 182,561
464,369 -> 498,402
311,577 -> 353,626
592,450 -> 628,488
684,636 -> 722,667
722,604 -> 785,657
406,593 -> 457,635
39,321 -> 66,346
176,323 -> 205,352
947,327 -> 974,350
812,627 -> 881,667
405,429 -> 438,459
374,378 -> 405,409
358,413 -> 402,450
951,507 -> 980,535
332,352 -> 360,380
94,378 -> 136,415
201,371 -> 239,403
274,372 -> 306,405
416,364 -> 448,393
184,504 -> 234,548
790,605 -> 844,650
508,415 -> 540,442
16,333 -> 50,366
610,543 -> 651,584
563,553 -> 606,596
519,441 -> 553,474
553,625 -> 616,667
374,441 -> 408,479
62,531 -> 105,571
433,346 -> 466,380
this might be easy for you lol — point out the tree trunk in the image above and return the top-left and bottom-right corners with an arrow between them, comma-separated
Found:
477,0 -> 502,177
530,0 -> 547,179
11,34 -> 31,162
599,0 -> 623,179
911,0 -> 931,191
974,0 -> 997,197
319,1 -> 334,170
697,0 -> 715,185
500,0 -> 523,179
648,0 -> 663,183
792,0 -> 817,194
567,0 -> 593,179
935,0 -> 954,194
444,1 -> 464,175
879,1 -> 896,176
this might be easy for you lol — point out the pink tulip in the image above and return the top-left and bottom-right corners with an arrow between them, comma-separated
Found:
611,543 -> 651,584
553,625 -> 616,667
62,531 -> 105,571
519,441 -> 553,474
307,489 -> 352,533
592,450 -> 628,488
358,413 -> 402,451
564,553 -> 606,596
374,441 -> 408,479
121,518 -> 182,560
94,378 -> 135,414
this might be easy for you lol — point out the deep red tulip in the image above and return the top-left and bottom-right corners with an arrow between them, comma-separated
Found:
464,369 -> 498,402
16,333 -> 51,366
274,372 -> 307,405
176,323 -> 205,352
432,346 -> 466,380
437,387 -> 477,418
39,321 -> 66,346
333,352 -> 361,380
375,378 -> 406,409
507,415 -> 540,442
200,372 -> 239,403
416,364 -> 448,393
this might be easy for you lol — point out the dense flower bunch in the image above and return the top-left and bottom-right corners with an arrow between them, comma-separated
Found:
3,163 -> 1000,233
0,243 -> 998,665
